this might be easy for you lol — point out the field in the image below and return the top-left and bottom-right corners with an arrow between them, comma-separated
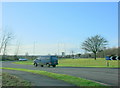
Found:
14,58 -> 119,68
58,58 -> 119,67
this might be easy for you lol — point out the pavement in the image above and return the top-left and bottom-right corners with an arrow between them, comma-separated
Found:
2,61 -> 120,86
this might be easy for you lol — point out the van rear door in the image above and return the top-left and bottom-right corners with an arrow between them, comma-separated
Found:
51,56 -> 58,65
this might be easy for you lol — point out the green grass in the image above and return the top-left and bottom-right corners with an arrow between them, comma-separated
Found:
13,58 -> 119,68
2,72 -> 31,86
14,60 -> 33,65
58,58 -> 119,68
1,67 -> 108,87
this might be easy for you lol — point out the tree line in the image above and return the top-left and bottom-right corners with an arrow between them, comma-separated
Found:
0,29 -> 118,60
80,47 -> 119,58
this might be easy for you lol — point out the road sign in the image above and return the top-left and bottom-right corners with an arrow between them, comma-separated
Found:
106,56 -> 120,60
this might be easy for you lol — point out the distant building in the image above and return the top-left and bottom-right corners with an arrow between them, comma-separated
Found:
62,52 -> 65,57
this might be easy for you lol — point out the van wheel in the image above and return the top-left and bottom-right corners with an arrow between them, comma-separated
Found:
41,65 -> 44,67
34,63 -> 38,67
46,64 -> 50,67
52,65 -> 56,67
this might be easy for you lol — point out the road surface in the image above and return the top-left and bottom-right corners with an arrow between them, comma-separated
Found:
2,61 -> 119,86
3,69 -> 75,86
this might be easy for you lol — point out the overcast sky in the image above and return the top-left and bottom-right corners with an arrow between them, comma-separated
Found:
1,2 -> 118,55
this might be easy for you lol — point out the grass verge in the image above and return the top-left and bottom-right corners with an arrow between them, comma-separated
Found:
1,67 -> 108,87
2,72 -> 31,86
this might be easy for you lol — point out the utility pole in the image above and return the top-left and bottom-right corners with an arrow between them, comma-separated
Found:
57,43 -> 59,56
71,50 -> 74,59
15,41 -> 20,56
33,41 -> 36,55
64,43 -> 66,57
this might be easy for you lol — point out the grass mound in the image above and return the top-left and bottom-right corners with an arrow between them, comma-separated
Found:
2,72 -> 31,86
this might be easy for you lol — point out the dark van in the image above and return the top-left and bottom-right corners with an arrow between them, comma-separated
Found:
33,56 -> 58,67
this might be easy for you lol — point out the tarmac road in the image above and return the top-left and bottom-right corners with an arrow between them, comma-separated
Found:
2,61 -> 119,86
3,69 -> 75,86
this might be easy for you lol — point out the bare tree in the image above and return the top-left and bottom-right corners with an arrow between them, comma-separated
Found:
0,31 -> 13,59
0,33 -> 6,53
82,35 -> 108,60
